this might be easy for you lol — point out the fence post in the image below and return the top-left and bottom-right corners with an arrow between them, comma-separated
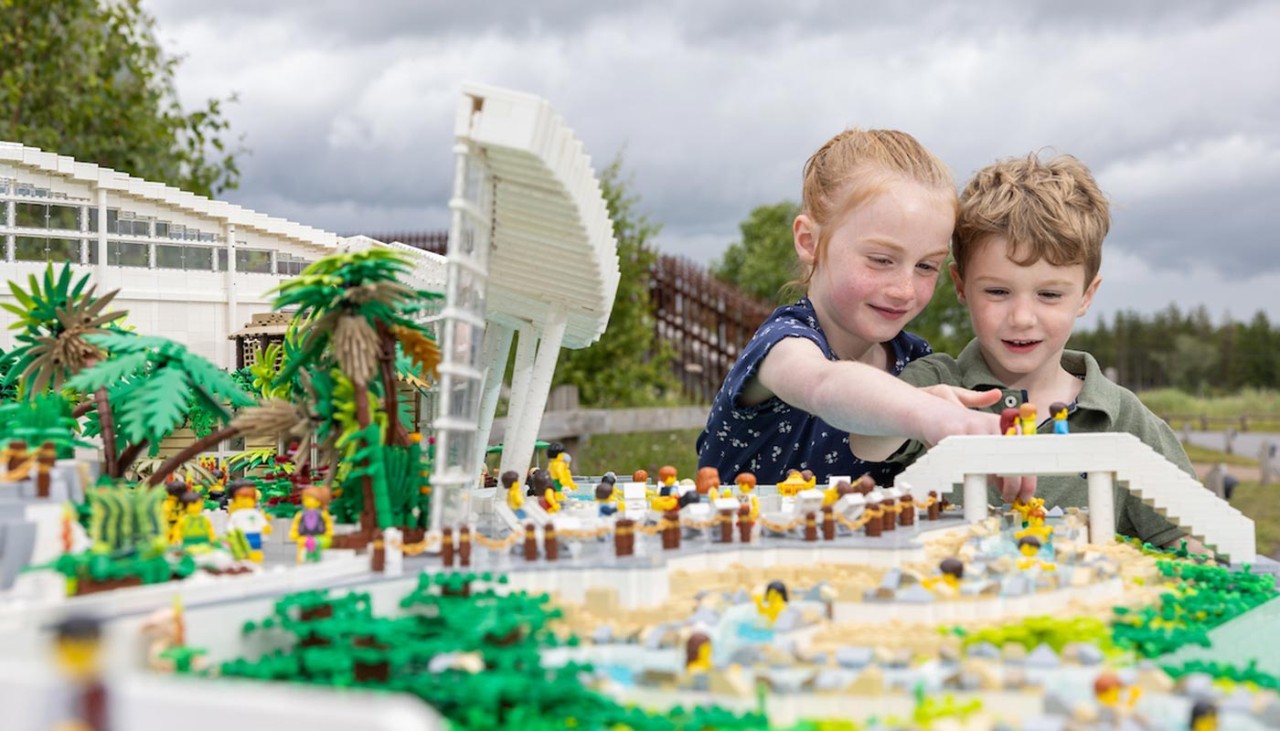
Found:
1260,442 -> 1279,486
1224,427 -> 1237,455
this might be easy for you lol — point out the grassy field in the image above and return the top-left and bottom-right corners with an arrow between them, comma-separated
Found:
1138,388 -> 1280,432
1230,481 -> 1280,559
566,428 -> 704,481
1183,443 -> 1263,467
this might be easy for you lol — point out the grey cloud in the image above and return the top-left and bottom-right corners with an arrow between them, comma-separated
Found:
140,0 -> 1280,320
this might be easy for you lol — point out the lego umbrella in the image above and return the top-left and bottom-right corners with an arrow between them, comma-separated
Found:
485,441 -> 551,454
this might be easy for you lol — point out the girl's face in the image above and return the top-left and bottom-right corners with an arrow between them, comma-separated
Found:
795,181 -> 954,362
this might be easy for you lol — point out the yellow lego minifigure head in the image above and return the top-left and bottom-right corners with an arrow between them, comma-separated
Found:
1093,671 -> 1123,707
1018,535 -> 1042,558
301,486 -> 331,510
736,472 -> 756,494
658,465 -> 677,487
1190,700 -> 1218,731
229,485 -> 258,512
181,491 -> 203,516
54,615 -> 104,681
939,557 -> 965,590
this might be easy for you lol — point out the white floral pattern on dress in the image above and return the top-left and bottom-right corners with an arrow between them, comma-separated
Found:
695,297 -> 931,484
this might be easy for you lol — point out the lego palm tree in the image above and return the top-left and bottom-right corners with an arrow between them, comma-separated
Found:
66,332 -> 260,480
270,248 -> 440,539
0,263 -> 126,474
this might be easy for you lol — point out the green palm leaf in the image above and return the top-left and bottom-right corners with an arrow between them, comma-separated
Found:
66,351 -> 150,393
116,367 -> 190,444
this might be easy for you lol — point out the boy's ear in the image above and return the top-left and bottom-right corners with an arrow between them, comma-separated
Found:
949,261 -> 967,304
793,214 -> 818,266
1077,274 -> 1102,317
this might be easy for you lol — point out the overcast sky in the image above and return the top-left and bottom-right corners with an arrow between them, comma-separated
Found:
146,0 -> 1280,327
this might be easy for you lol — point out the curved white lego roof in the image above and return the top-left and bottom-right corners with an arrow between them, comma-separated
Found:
454,83 -> 620,349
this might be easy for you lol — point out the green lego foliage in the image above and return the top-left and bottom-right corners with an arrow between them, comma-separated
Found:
952,615 -> 1115,654
0,392 -> 90,456
88,480 -> 167,553
1111,559 -> 1277,658
1161,658 -> 1280,690
0,263 -> 126,395
222,574 -> 768,731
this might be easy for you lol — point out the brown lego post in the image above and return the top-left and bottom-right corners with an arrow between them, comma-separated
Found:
441,527 -> 454,567
523,523 -> 538,561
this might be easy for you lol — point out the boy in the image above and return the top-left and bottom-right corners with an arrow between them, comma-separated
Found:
850,153 -> 1191,548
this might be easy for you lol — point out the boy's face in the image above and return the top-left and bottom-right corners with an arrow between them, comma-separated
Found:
952,236 -> 1101,387
795,181 -> 952,360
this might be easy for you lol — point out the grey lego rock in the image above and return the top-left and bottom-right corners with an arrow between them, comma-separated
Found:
835,646 -> 874,669
1025,643 -> 1061,669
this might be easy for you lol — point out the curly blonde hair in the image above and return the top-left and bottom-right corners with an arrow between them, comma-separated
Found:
953,153 -> 1109,286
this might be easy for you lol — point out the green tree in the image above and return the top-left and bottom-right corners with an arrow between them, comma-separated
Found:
0,0 -> 241,196
711,201 -> 802,306
552,157 -> 680,406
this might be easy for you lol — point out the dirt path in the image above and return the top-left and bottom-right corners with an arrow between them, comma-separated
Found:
1193,462 -> 1262,482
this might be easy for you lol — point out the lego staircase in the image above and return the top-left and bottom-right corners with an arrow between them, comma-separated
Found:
895,433 -> 1256,562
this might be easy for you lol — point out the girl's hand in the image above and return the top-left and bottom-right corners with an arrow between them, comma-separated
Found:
919,385 -> 1003,410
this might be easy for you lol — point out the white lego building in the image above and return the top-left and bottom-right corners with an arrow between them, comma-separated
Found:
0,143 -> 446,369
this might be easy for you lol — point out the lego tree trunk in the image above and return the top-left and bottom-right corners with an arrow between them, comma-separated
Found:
95,387 -> 118,478
147,426 -> 239,487
354,381 -> 377,539
115,439 -> 150,478
377,323 -> 409,447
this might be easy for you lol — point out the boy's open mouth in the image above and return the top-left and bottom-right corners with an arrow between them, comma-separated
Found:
1002,338 -> 1041,352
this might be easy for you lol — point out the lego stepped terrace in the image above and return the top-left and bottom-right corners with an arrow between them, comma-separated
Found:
1,84 -> 1278,731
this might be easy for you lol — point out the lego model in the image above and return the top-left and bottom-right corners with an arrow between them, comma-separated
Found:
3,84 -> 1279,731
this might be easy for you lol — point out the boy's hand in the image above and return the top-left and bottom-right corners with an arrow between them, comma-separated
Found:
995,474 -> 1037,503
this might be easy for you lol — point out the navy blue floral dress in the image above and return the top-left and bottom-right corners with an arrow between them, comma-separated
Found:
696,298 -> 931,485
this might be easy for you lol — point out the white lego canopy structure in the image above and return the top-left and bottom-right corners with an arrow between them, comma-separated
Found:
895,433 -> 1256,562
430,83 -> 619,531
0,142 -> 446,370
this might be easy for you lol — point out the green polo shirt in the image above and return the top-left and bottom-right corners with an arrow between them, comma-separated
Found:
890,339 -> 1189,547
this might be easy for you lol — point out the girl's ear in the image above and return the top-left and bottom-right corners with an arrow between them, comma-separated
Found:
949,261 -> 967,304
793,214 -> 818,266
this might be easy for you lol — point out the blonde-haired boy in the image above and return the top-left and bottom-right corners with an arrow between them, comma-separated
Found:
852,153 -> 1192,548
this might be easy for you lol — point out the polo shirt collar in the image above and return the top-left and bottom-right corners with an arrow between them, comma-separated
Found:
953,339 -> 1119,422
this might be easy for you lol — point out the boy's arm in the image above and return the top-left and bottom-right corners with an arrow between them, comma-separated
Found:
757,339 -> 1002,456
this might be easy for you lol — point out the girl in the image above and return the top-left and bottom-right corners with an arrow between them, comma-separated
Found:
697,129 -> 1000,485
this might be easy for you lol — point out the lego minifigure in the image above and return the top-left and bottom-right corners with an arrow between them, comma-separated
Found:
1018,402 -> 1038,435
753,580 -> 789,625
225,482 -> 272,562
999,407 -> 1021,436
502,470 -> 526,518
695,466 -> 720,497
1049,401 -> 1070,434
162,479 -> 188,534
546,442 -> 578,492
595,480 -> 618,518
923,557 -> 965,594
1190,699 -> 1218,731
657,465 -> 677,489
171,491 -> 215,552
735,472 -> 759,520
777,470 -> 808,497
1093,670 -> 1141,720
1016,535 -> 1055,571
52,615 -> 109,731
685,632 -> 712,673
289,486 -> 334,563
527,469 -> 560,514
